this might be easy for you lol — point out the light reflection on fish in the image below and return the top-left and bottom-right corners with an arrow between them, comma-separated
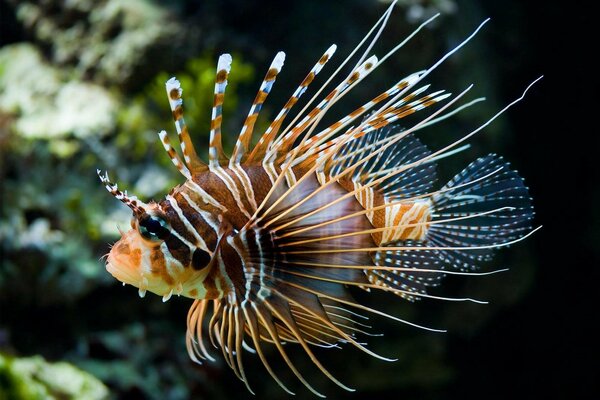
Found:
98,4 -> 539,396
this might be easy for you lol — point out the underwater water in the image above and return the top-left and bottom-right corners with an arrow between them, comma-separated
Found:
0,0 -> 596,399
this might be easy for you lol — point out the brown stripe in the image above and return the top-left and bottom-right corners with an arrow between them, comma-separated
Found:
220,239 -> 244,293
348,71 -> 360,85
172,105 -> 184,119
216,70 -> 228,83
256,90 -> 268,103
115,241 -> 130,255
214,92 -> 225,106
328,121 -> 343,131
349,107 -> 366,118
284,96 -> 299,109
324,90 -> 338,101
169,88 -> 181,100
160,200 -> 198,247
203,262 -> 220,299
210,115 -> 223,130
174,192 -> 218,250
302,72 -> 315,86
403,93 -> 418,102
371,92 -> 389,104
209,133 -> 222,148
150,247 -> 174,286
130,248 -> 142,268
395,109 -> 416,119
164,235 -> 191,268
244,113 -> 259,126
266,68 -> 279,81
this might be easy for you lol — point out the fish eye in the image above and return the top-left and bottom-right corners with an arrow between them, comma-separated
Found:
138,214 -> 169,241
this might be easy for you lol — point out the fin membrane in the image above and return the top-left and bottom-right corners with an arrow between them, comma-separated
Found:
429,154 -> 534,271
329,127 -> 438,199
371,240 -> 444,302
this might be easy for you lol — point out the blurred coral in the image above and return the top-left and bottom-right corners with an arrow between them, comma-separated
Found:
0,353 -> 109,400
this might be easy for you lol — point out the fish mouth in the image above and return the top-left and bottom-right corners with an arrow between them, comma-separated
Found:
105,255 -> 142,288
105,251 -> 174,299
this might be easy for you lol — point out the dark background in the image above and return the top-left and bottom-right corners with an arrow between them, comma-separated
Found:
1,0 -> 597,399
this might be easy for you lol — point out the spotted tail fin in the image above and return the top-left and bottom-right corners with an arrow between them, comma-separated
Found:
426,154 -> 534,271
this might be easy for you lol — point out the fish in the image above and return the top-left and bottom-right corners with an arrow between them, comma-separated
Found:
98,4 -> 540,396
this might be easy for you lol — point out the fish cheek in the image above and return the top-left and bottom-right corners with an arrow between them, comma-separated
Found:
149,245 -> 177,286
114,241 -> 131,255
164,234 -> 191,268
130,248 -> 142,268
149,247 -> 166,276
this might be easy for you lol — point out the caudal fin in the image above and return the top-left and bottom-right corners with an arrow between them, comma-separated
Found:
370,153 -> 534,300
428,153 -> 534,271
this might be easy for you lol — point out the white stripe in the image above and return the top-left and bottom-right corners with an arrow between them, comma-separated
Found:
227,232 -> 256,303
184,180 -> 227,212
210,166 -> 252,219
284,168 -> 297,187
216,253 -> 234,296
165,77 -> 183,111
270,51 -> 286,72
167,195 -> 210,253
179,192 -> 220,233
255,230 -> 270,301
160,241 -> 186,283
262,162 -> 278,184
230,164 -> 258,211
217,53 -> 232,73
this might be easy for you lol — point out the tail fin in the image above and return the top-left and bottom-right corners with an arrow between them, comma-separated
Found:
370,154 -> 534,300
428,154 -> 534,271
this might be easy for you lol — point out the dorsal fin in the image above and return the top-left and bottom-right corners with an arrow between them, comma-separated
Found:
267,55 -> 378,163
291,88 -> 451,173
157,130 -> 192,180
230,52 -> 285,166
291,72 -> 424,167
247,45 -> 337,164
209,54 -> 232,168
165,78 -> 206,172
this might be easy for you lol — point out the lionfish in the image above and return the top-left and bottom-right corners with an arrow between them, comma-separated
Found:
99,4 -> 540,396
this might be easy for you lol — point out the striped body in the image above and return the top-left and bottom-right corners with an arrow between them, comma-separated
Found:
99,5 -> 538,395
135,165 -> 434,302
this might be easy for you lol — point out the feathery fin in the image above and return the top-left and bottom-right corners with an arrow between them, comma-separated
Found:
158,130 -> 192,180
428,154 -> 534,271
165,78 -> 206,172
232,52 -> 286,165
248,45 -> 337,164
209,54 -> 232,168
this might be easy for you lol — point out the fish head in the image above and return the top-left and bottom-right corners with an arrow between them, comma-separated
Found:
104,198 -> 214,301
